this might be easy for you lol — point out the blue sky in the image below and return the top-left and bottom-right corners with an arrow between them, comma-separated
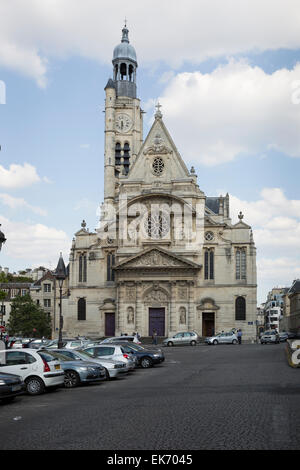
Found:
0,0 -> 299,303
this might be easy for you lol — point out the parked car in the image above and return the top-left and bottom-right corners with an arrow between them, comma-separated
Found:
10,338 -> 29,349
82,345 -> 136,370
46,339 -> 89,349
108,342 -> 165,368
27,339 -> 51,349
163,331 -> 200,347
279,332 -> 289,342
51,348 -> 129,380
100,335 -> 141,345
205,332 -> 238,345
0,349 -> 65,395
260,331 -> 280,344
0,371 -> 26,404
44,350 -> 106,388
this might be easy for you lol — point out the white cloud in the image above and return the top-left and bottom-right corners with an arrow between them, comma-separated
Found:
159,61 -> 300,165
0,215 -> 70,265
0,163 -> 41,189
0,0 -> 300,86
0,193 -> 47,216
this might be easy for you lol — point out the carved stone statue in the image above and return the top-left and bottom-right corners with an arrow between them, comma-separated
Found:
179,307 -> 186,324
127,307 -> 134,324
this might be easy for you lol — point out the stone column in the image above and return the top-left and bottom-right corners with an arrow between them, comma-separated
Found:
169,281 -> 177,334
188,281 -> 195,331
117,281 -> 125,335
135,281 -> 143,335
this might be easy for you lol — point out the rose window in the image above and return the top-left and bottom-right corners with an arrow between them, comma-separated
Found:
205,231 -> 214,241
144,213 -> 169,239
152,157 -> 164,176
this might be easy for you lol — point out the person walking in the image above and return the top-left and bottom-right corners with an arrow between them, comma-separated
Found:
237,329 -> 242,345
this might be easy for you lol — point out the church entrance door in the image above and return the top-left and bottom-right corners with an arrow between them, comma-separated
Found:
105,312 -> 115,337
202,312 -> 215,337
149,308 -> 165,337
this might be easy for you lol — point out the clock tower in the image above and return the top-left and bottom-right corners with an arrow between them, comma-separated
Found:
104,24 -> 144,204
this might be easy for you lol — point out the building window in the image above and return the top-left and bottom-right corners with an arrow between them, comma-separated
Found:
115,142 -> 121,166
235,296 -> 246,321
107,253 -> 115,282
10,289 -> 19,299
43,284 -> 51,293
44,299 -> 51,308
21,289 -> 27,296
79,253 -> 87,282
204,249 -> 214,280
236,248 -> 246,280
78,298 -> 86,321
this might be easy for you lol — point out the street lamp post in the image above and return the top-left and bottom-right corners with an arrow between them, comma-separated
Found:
54,253 -> 67,349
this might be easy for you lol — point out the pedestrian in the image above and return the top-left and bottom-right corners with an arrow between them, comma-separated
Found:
237,329 -> 242,344
152,328 -> 158,345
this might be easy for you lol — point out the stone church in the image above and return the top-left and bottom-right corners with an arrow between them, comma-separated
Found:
61,25 -> 257,340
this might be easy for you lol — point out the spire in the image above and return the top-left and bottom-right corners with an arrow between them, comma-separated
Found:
121,21 -> 129,43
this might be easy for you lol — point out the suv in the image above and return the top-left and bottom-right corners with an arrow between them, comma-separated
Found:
163,331 -> 199,347
0,349 -> 65,395
260,331 -> 280,344
82,345 -> 136,370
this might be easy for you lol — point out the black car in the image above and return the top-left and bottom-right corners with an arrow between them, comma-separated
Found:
107,341 -> 165,368
0,371 -> 26,404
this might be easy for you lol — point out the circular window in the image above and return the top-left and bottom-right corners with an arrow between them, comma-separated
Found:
144,213 -> 169,239
152,157 -> 164,176
205,231 -> 214,241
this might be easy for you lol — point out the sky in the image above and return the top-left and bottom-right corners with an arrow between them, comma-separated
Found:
0,0 -> 299,304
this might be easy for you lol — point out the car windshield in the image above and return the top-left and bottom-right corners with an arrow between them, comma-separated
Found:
74,349 -> 95,359
44,351 -> 73,361
125,344 -> 144,351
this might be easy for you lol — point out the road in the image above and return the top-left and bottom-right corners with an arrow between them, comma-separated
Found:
0,343 -> 299,450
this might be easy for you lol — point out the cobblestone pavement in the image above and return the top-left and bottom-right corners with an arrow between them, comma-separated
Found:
0,343 -> 299,450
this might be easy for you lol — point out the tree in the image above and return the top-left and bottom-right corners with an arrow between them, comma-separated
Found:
7,294 -> 52,338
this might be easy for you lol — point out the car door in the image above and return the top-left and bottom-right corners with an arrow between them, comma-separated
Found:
183,332 -> 192,345
174,333 -> 184,345
219,334 -> 227,344
94,347 -> 115,360
0,350 -> 37,380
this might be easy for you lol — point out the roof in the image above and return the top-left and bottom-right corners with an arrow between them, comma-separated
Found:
288,280 -> 300,295
205,197 -> 220,215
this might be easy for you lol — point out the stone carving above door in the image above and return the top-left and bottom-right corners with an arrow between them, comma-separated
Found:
144,289 -> 169,303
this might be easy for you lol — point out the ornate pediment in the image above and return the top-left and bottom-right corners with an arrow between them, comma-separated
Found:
115,247 -> 201,270
143,133 -> 172,155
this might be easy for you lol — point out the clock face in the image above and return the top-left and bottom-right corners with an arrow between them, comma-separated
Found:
115,113 -> 132,133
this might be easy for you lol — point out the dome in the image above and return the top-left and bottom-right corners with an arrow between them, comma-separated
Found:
112,25 -> 137,64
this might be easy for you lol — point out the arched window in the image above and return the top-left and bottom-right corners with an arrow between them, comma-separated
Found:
235,296 -> 246,321
120,63 -> 127,80
114,64 -> 118,80
115,142 -> 121,166
128,64 -> 134,82
78,298 -> 86,321
236,248 -> 246,280
107,252 -> 115,282
204,249 -> 214,280
123,142 -> 130,175
79,253 -> 87,282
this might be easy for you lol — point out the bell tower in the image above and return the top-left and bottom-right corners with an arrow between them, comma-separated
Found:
104,24 -> 144,204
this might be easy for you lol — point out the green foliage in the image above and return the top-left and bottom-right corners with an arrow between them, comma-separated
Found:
7,294 -> 51,338
0,272 -> 32,283
0,290 -> 6,302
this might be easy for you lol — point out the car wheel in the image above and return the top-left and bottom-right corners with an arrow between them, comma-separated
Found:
167,341 -> 173,347
25,376 -> 45,395
190,340 -> 197,346
232,339 -> 237,345
104,368 -> 110,380
213,340 -> 218,345
141,357 -> 153,368
64,370 -> 80,388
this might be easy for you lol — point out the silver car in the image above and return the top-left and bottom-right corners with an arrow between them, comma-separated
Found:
82,345 -> 136,370
163,331 -> 199,347
260,331 -> 280,344
205,332 -> 238,345
55,348 -> 129,379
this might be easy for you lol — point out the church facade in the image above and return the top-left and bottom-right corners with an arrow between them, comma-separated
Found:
61,25 -> 257,341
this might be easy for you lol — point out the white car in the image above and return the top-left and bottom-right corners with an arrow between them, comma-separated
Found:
82,345 -> 136,370
0,349 -> 65,395
100,335 -> 141,345
46,339 -> 89,349
205,332 -> 238,345
53,348 -> 129,379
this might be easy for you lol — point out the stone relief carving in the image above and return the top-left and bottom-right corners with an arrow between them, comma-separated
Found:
128,250 -> 185,267
144,289 -> 169,303
143,133 -> 172,155
125,287 -> 136,301
178,287 -> 188,300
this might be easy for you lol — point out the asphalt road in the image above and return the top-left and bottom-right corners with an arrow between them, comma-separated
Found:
0,343 -> 299,450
